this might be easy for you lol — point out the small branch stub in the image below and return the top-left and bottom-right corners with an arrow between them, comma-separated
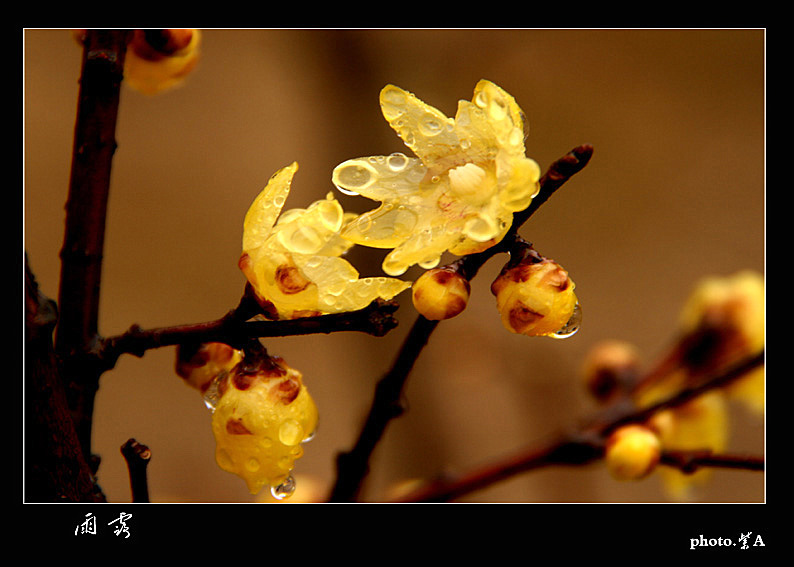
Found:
121,438 -> 152,503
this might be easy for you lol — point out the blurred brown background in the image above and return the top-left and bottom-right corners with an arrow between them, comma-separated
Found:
24,29 -> 764,503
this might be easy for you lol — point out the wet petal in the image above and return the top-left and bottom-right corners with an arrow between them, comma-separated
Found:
380,84 -> 460,164
243,162 -> 298,253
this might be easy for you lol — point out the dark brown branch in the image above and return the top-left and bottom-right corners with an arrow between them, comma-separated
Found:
660,450 -> 764,474
54,30 -> 132,466
329,315 -> 439,502
25,256 -> 105,502
393,351 -> 763,502
596,350 -> 765,436
328,145 -> 594,502
121,439 -> 151,503
98,296 -> 400,369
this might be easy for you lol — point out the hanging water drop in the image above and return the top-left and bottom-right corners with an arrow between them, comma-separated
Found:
551,303 -> 582,339
270,475 -> 297,500
202,375 -> 224,412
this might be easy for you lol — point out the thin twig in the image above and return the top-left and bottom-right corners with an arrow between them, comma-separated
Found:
329,315 -> 439,502
328,145 -> 594,502
660,450 -> 764,474
392,351 -> 764,502
98,296 -> 400,370
121,439 -> 151,503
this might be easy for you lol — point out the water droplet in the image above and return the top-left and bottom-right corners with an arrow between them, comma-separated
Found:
418,256 -> 441,269
460,139 -> 471,150
387,152 -> 408,172
463,214 -> 498,242
302,426 -> 317,443
270,475 -> 296,500
336,186 -> 360,196
334,162 -> 376,194
278,419 -> 305,446
419,114 -> 443,136
202,375 -> 224,412
246,458 -> 260,472
551,303 -> 582,339
383,256 -> 409,277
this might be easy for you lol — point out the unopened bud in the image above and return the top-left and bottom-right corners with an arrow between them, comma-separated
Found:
490,257 -> 578,337
211,351 -> 319,495
605,424 -> 661,481
581,340 -> 641,402
129,29 -> 196,61
411,268 -> 470,320
124,28 -> 201,95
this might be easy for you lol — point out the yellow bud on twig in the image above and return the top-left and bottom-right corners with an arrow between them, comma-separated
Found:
411,268 -> 470,320
605,424 -> 661,481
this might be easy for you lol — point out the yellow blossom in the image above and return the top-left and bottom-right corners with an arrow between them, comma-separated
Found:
240,162 -> 411,319
678,270 -> 764,413
649,392 -> 729,501
332,80 -> 542,276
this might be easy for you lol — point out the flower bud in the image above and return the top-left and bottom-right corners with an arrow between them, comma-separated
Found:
581,340 -> 641,402
211,351 -> 319,496
605,424 -> 661,481
490,257 -> 578,337
411,267 -> 470,320
124,29 -> 201,95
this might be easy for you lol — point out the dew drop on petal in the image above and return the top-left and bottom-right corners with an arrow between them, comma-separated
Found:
270,475 -> 296,500
551,303 -> 582,339
463,213 -> 499,242
418,256 -> 441,269
419,114 -> 443,136
302,427 -> 317,443
387,152 -> 409,172
333,162 -> 376,195
278,419 -> 305,446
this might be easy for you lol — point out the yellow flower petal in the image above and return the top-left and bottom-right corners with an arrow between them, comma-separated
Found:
333,81 -> 541,276
241,164 -> 410,318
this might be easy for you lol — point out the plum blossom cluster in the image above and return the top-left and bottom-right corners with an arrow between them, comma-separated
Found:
180,80 -> 583,496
